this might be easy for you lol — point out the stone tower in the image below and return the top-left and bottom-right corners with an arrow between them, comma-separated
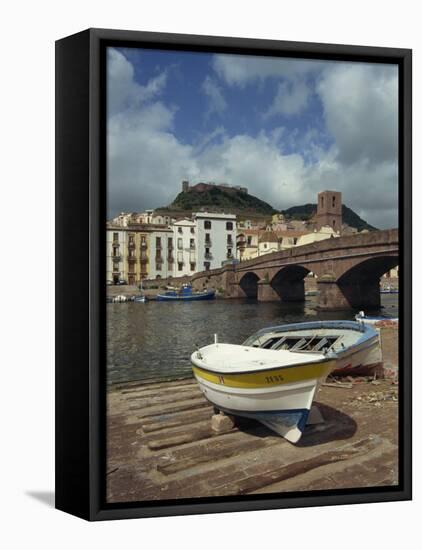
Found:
182,180 -> 190,192
316,190 -> 342,232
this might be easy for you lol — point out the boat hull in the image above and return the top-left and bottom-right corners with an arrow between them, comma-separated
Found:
332,335 -> 382,376
192,359 -> 334,443
156,290 -> 215,301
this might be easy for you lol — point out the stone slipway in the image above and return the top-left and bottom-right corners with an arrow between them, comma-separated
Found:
107,377 -> 399,503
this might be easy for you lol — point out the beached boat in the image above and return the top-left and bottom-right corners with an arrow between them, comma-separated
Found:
157,284 -> 215,301
244,320 -> 382,377
191,339 -> 335,444
191,320 -> 381,443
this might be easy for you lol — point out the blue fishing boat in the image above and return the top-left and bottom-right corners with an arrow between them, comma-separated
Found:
156,284 -> 215,301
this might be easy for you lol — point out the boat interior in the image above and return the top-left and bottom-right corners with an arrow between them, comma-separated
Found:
243,328 -> 364,354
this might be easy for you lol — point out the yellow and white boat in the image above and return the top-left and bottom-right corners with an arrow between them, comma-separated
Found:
191,320 -> 380,443
191,340 -> 335,444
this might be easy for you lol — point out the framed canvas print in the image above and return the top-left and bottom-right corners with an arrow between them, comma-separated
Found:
55,28 -> 412,521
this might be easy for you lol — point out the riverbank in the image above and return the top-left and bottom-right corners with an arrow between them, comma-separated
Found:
107,376 -> 399,502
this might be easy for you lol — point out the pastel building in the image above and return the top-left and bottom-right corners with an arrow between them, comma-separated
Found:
173,219 -> 197,276
193,212 -> 237,271
106,227 -> 149,285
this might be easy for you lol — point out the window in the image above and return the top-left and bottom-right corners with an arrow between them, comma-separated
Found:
332,196 -> 336,207
293,238 -> 298,245
156,262 -> 162,271
227,248 -> 232,257
247,236 -> 252,245
204,261 -> 210,271
190,262 -> 196,271
129,235 -> 134,244
205,247 -> 210,255
156,237 -> 161,248
226,221 -> 233,230
264,243 -> 267,249
190,238 -> 195,249
113,232 -> 119,242
227,235 -> 233,244
333,219 -> 336,227
204,220 -> 211,229
178,227 -> 183,234
113,262 -> 119,271
205,233 -> 211,244
190,227 -> 195,234
168,237 -> 173,248
321,196 -> 324,208
177,238 -> 183,249
178,263 -> 183,271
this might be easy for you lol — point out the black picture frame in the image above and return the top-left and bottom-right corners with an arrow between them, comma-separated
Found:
55,28 -> 412,521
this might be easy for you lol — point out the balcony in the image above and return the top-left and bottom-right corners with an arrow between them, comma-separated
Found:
167,255 -> 174,263
227,240 -> 234,247
140,241 -> 147,248
128,241 -> 136,249
112,254 -> 121,261
204,252 -> 213,260
155,255 -> 163,263
140,256 -> 148,263
204,240 -> 212,247
128,256 -> 136,263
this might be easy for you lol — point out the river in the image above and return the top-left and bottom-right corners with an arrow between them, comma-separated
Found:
106,294 -> 399,385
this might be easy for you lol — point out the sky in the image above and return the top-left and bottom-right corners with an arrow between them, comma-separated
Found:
107,46 -> 399,229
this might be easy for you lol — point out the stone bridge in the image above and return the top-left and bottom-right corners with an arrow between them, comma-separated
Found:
149,229 -> 399,310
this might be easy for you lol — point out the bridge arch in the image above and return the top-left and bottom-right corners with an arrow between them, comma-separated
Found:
239,271 -> 260,298
271,265 -> 310,302
335,255 -> 399,309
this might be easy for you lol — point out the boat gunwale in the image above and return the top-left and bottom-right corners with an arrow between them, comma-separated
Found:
243,320 -> 379,356
191,352 -> 335,376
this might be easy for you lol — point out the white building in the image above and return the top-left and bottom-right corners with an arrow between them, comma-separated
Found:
148,227 -> 174,280
194,212 -> 237,271
173,219 -> 197,276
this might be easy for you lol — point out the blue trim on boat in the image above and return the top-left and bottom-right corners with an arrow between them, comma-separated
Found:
243,320 -> 378,353
217,406 -> 310,434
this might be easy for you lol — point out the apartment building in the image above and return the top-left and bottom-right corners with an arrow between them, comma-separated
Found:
194,212 -> 237,271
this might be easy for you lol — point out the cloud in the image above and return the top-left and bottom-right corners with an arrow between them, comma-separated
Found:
107,48 -> 398,229
107,48 -> 167,116
317,63 -> 398,165
265,79 -> 311,117
202,76 -> 227,116
212,54 -> 323,86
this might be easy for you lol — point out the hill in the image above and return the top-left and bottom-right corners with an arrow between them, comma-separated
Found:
161,186 -> 277,216
282,204 -> 377,232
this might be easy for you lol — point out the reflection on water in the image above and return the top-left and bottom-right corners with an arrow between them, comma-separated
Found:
107,295 -> 398,385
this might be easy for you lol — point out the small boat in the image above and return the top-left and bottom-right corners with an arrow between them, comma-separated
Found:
157,284 -> 215,301
355,311 -> 398,325
244,320 -> 382,377
191,320 -> 381,443
380,285 -> 399,294
133,295 -> 147,303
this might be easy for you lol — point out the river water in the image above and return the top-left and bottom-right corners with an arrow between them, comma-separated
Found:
107,294 -> 399,385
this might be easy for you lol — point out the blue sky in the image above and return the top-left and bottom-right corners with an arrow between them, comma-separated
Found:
107,46 -> 398,228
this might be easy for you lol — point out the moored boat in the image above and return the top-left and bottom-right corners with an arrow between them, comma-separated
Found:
157,284 -> 215,301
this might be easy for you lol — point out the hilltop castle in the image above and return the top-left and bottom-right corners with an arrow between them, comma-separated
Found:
182,180 -> 248,195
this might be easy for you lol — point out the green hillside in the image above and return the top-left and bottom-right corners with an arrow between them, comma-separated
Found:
282,204 -> 376,231
163,186 -> 277,215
